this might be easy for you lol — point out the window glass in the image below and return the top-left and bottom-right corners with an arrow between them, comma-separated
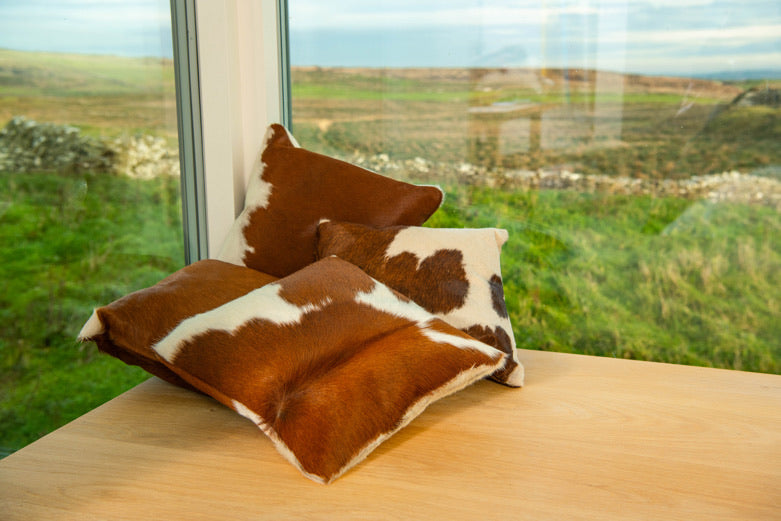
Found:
0,0 -> 183,455
289,0 -> 780,373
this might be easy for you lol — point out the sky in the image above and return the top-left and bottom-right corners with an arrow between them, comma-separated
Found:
0,0 -> 174,58
0,0 -> 778,77
289,0 -> 781,76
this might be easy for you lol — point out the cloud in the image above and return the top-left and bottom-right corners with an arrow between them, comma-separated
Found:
292,3 -> 602,29
289,0 -> 779,74
291,0 -> 762,30
1,0 -> 777,74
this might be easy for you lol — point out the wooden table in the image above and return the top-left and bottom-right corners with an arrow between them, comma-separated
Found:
2,349 -> 779,520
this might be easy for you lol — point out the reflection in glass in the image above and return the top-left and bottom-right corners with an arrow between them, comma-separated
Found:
289,0 -> 780,374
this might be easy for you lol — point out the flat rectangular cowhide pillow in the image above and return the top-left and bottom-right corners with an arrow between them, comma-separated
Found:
151,256 -> 506,484
77,259 -> 278,389
216,123 -> 444,278
317,220 -> 524,387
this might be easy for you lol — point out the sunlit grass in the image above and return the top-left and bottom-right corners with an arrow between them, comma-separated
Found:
0,48 -> 174,97
426,186 -> 780,373
0,171 -> 183,455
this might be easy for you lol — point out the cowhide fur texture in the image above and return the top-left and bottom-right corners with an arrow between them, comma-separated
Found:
317,220 -> 524,387
217,123 -> 443,277
152,257 -> 506,484
77,259 -> 278,390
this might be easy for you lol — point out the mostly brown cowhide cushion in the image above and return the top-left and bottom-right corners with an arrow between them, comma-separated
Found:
217,123 -> 444,277
317,220 -> 524,387
78,259 -> 278,389
151,257 -> 506,484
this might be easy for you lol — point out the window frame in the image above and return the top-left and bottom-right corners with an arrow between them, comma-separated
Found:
170,0 -> 207,263
172,0 -> 290,263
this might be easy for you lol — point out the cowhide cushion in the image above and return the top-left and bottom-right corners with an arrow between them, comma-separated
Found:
77,259 -> 278,389
316,221 -> 524,387
216,123 -> 444,277
151,256 -> 506,484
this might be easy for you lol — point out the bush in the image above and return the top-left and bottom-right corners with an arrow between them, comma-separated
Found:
111,135 -> 180,179
0,117 -> 115,174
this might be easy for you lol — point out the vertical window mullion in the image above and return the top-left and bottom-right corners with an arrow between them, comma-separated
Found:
170,0 -> 208,263
278,0 -> 293,129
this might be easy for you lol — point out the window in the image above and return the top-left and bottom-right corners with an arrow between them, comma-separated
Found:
2,0 -> 776,459
0,1 -> 183,455
288,1 -> 780,373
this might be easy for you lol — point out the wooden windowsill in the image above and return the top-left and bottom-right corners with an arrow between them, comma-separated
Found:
1,349 -> 779,520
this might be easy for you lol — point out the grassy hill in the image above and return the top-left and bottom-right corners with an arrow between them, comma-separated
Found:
0,49 -> 181,456
0,48 -> 177,138
292,66 -> 780,179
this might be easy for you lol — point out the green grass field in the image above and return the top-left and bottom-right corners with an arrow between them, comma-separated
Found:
1,49 -> 779,456
0,48 -> 178,139
1,49 -> 183,456
426,186 -> 780,372
0,171 -> 182,456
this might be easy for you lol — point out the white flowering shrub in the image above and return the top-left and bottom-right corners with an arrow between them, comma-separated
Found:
0,116 -> 114,173
110,135 -> 180,179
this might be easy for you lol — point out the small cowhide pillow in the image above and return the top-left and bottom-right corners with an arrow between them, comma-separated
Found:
151,256 -> 506,484
317,220 -> 524,387
78,259 -> 278,389
217,123 -> 444,277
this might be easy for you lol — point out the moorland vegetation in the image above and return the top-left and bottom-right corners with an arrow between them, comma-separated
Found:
1,49 -> 778,456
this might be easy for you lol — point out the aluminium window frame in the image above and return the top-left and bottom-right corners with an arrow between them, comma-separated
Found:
170,0 -> 207,263
171,0 -> 290,263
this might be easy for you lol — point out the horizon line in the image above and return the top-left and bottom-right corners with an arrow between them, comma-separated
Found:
1,47 -> 778,81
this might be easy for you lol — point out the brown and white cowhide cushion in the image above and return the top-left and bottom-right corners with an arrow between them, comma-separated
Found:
77,259 -> 278,390
151,256 -> 505,484
216,123 -> 443,278
316,220 -> 524,387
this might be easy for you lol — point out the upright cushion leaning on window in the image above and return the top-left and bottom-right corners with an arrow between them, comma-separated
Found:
216,123 -> 444,277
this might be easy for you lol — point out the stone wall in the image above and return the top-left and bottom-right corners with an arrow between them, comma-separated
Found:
0,117 -> 179,179
345,152 -> 781,211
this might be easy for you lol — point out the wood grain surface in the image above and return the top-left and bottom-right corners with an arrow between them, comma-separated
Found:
1,349 -> 779,520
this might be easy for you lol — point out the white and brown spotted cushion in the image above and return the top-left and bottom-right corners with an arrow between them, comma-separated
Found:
217,123 -> 444,278
77,259 -> 278,390
316,221 -> 524,387
151,257 -> 506,484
